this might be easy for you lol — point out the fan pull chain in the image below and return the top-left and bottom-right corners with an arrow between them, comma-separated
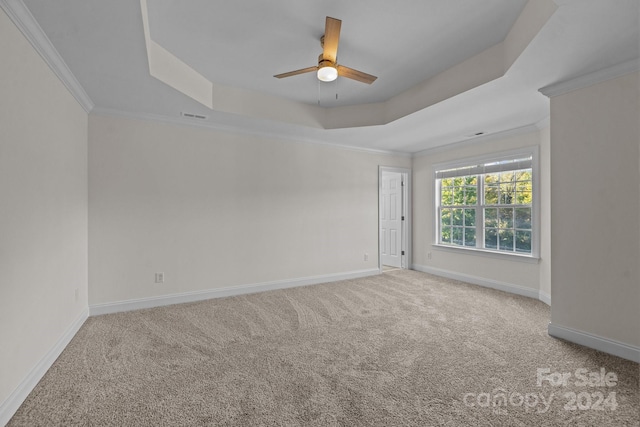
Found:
317,78 -> 321,105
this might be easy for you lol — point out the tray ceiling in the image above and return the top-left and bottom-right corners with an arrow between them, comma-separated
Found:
13,0 -> 640,153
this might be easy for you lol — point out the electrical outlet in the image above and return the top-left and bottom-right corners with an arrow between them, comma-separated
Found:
427,252 -> 432,260
364,253 -> 369,262
74,288 -> 79,302
155,272 -> 164,284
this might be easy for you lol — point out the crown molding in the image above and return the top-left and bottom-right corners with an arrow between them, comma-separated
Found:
412,122 -> 542,158
0,0 -> 94,112
539,58 -> 640,98
91,107 -> 413,158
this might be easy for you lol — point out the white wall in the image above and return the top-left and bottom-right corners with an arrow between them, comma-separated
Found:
0,7 -> 88,408
549,71 -> 640,348
88,114 -> 411,306
412,128 -> 550,296
539,125 -> 551,301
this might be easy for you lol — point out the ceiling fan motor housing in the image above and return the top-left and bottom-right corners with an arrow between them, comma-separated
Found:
318,54 -> 336,68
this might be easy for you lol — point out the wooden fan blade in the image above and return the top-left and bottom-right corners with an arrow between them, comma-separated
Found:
274,66 -> 317,79
337,65 -> 377,84
323,17 -> 342,63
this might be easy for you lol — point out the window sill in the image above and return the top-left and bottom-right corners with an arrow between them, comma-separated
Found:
432,244 -> 540,264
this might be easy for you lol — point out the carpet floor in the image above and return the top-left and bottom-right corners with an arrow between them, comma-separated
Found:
9,270 -> 639,426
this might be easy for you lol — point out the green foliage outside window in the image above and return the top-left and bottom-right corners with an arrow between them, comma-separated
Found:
439,168 -> 532,254
440,176 -> 478,247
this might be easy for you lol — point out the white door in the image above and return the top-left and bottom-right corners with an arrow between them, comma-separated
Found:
381,172 -> 403,268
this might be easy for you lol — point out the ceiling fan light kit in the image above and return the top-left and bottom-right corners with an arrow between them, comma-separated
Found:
317,59 -> 338,82
274,16 -> 377,85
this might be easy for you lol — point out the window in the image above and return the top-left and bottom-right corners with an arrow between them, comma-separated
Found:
435,150 -> 537,257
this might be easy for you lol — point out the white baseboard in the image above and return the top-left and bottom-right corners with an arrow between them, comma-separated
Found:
1,269 -> 379,423
409,264 -> 637,362
538,291 -> 551,306
90,268 -> 381,316
548,323 -> 640,363
411,263 -> 543,301
0,307 -> 89,426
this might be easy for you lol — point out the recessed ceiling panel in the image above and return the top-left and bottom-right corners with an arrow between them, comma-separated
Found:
17,0 -> 640,154
146,0 -> 528,107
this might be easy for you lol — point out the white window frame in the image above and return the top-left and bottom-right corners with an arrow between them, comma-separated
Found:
433,147 -> 540,261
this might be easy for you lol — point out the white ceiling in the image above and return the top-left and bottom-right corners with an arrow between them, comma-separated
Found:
18,0 -> 640,154
146,0 -> 526,107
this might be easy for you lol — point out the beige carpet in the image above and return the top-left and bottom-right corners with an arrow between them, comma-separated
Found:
9,270 -> 639,426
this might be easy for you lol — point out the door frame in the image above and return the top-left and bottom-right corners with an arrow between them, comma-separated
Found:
379,166 -> 412,271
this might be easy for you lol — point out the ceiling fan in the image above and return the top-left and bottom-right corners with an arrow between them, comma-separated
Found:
274,17 -> 377,85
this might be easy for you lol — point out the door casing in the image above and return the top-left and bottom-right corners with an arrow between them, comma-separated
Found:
379,166 -> 411,271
